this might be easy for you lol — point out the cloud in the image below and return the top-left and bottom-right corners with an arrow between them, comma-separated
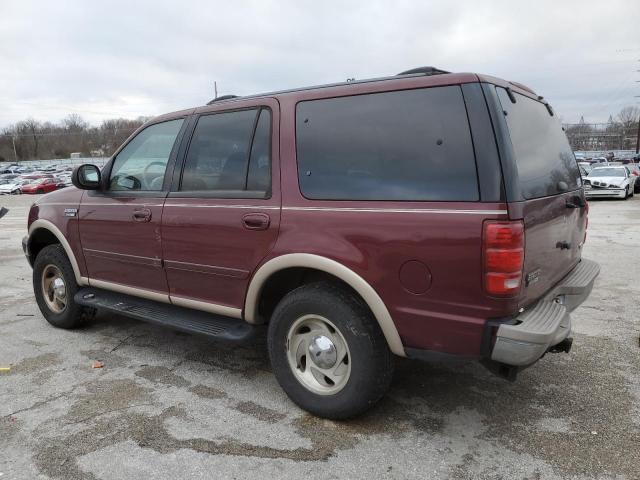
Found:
0,0 -> 638,127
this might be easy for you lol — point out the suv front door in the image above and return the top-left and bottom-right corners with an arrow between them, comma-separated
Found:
161,100 -> 280,317
79,117 -> 188,299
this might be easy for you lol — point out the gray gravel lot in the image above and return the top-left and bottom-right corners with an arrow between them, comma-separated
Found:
1,193 -> 639,479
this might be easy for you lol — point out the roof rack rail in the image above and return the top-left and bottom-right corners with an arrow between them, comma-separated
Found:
206,94 -> 239,105
397,66 -> 450,76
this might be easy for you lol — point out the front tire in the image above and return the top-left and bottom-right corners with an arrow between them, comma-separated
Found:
268,282 -> 394,419
33,244 -> 94,329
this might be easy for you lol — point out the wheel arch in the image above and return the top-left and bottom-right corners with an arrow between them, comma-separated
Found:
244,253 -> 406,357
28,219 -> 87,285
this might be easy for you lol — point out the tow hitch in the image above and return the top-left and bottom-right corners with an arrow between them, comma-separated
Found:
548,337 -> 573,354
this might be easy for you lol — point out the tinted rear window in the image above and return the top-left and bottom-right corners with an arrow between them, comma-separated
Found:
496,88 -> 580,199
295,86 -> 479,201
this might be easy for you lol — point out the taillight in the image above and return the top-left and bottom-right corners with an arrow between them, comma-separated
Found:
483,221 -> 524,296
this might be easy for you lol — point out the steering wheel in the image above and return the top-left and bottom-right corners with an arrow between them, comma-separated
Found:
142,162 -> 167,189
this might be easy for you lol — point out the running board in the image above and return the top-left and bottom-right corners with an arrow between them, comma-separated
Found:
74,287 -> 256,341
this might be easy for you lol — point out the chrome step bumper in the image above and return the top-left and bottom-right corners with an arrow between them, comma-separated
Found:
491,259 -> 600,367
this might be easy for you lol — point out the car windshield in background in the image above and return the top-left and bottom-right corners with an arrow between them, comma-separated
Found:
496,88 -> 581,199
591,168 -> 626,177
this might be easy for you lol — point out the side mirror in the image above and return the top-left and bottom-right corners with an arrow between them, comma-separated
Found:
72,164 -> 101,190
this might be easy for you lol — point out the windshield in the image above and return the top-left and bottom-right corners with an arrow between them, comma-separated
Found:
591,168 -> 626,177
496,88 -> 581,199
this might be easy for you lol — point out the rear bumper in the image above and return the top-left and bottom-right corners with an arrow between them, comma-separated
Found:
489,258 -> 600,367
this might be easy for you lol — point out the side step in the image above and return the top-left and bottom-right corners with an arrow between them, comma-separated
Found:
74,287 -> 256,342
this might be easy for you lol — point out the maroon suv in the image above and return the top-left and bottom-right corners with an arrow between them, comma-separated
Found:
23,67 -> 599,419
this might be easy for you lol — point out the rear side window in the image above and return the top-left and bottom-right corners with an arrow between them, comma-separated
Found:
496,88 -> 580,199
180,108 -> 271,196
295,86 -> 478,201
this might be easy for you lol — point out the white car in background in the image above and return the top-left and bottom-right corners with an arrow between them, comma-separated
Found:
0,178 -> 32,195
583,166 -> 636,200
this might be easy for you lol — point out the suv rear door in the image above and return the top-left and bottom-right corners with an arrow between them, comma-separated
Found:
490,86 -> 586,307
161,99 -> 280,317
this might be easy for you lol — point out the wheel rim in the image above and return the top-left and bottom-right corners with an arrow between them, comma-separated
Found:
41,264 -> 67,313
286,314 -> 351,395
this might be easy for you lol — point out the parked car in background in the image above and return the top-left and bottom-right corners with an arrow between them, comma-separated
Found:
589,157 -> 608,165
584,166 -> 636,199
54,177 -> 71,189
19,174 -> 54,182
20,177 -> 59,194
626,164 -> 640,193
0,173 -> 20,183
0,179 -> 33,195
577,162 -> 592,175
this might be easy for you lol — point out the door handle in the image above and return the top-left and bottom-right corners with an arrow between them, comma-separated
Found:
132,208 -> 152,222
242,213 -> 270,230
566,196 -> 585,209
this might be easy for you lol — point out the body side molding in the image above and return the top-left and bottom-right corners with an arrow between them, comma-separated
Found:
171,295 -> 242,319
28,219 -> 88,286
244,253 -> 406,357
89,279 -> 169,303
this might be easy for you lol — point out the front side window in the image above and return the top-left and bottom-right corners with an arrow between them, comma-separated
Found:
180,108 -> 271,196
295,86 -> 478,201
109,119 -> 184,191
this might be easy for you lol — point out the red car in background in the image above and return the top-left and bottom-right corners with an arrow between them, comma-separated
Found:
21,178 -> 59,194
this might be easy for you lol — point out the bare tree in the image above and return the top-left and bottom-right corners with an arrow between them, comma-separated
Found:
0,115 -> 145,161
63,114 -> 88,132
617,106 -> 640,128
23,118 -> 40,158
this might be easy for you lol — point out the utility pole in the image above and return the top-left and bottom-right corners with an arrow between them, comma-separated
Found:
636,112 -> 640,154
11,135 -> 17,161
635,59 -> 640,155
214,81 -> 218,100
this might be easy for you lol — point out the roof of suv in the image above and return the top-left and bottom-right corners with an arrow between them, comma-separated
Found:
151,68 -> 539,124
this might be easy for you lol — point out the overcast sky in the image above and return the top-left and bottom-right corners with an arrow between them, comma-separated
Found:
1,0 -> 639,128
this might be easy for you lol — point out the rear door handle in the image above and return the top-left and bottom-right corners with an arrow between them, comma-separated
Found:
242,213 -> 270,230
132,208 -> 152,222
566,196 -> 585,209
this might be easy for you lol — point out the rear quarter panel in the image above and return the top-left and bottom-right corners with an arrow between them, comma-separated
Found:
274,85 -> 518,357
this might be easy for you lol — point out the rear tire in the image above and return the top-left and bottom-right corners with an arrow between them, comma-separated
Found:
33,244 -> 95,329
268,282 -> 394,419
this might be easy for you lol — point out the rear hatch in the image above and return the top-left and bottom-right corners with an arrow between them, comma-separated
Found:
495,87 -> 587,307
